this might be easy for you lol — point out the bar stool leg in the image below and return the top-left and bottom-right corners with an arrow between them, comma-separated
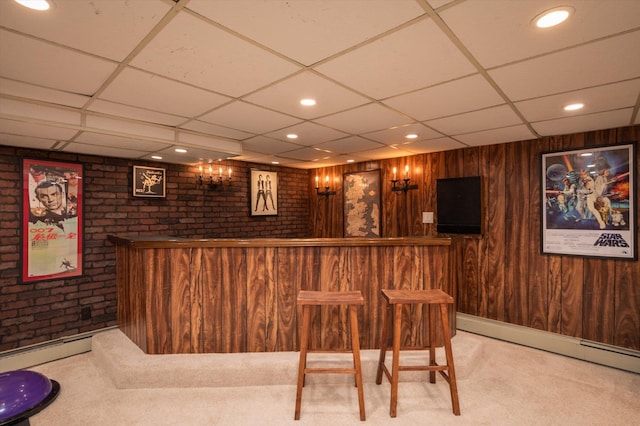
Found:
375,302 -> 392,384
349,304 -> 366,421
390,303 -> 403,418
294,305 -> 311,420
428,304 -> 436,384
439,303 -> 460,415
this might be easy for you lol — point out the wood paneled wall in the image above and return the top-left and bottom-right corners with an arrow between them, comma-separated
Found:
310,125 -> 640,351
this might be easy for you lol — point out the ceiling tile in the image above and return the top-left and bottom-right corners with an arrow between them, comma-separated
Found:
531,109 -> 634,136
265,121 -> 349,145
242,136 -> 302,155
313,103 -> 411,134
85,115 -> 174,141
0,98 -> 80,126
98,67 -> 231,118
357,145 -> 414,160
199,101 -> 302,135
383,73 -> 505,121
401,137 -> 467,154
186,0 -> 425,66
440,0 -> 640,68
426,105 -> 522,136
313,136 -> 385,155
278,147 -> 333,162
73,132 -> 168,151
489,31 -> 640,101
454,125 -> 537,147
0,0 -> 171,61
0,132 -> 58,150
364,123 -> 443,145
0,78 -> 89,108
62,141 -> 150,159
88,100 -> 186,127
0,29 -> 117,95
515,79 -> 640,122
315,19 -> 477,99
179,120 -> 255,141
129,12 -> 301,97
244,71 -> 370,119
0,118 -> 78,140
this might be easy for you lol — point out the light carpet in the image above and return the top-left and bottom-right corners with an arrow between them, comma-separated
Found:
27,330 -> 639,425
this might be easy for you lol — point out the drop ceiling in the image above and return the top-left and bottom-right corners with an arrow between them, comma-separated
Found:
1,0 -> 639,168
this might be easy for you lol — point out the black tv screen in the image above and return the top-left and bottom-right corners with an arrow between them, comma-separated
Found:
436,176 -> 482,234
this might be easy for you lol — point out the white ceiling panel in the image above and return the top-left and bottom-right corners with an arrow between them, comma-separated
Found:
314,103 -> 412,135
426,105 -> 524,136
129,11 -> 301,97
186,0 -> 425,66
0,29 -> 117,95
88,100 -> 186,127
0,0 -> 637,167
265,122 -> 349,146
0,0 -> 171,61
316,19 -> 477,99
515,79 -> 640,123
0,79 -> 89,108
489,30 -> 640,101
98,67 -> 231,118
455,125 -> 537,147
244,72 -> 370,119
383,74 -> 505,121
313,137 -> 385,155
199,101 -> 302,135
531,109 -> 634,137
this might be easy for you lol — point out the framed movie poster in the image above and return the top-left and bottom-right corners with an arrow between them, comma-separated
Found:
250,170 -> 278,216
22,158 -> 83,282
541,142 -> 636,260
343,169 -> 381,237
133,165 -> 166,198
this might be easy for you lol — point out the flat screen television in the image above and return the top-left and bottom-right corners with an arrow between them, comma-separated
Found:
436,176 -> 482,235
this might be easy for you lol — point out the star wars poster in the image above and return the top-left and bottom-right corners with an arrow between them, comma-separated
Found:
22,159 -> 83,282
541,143 -> 636,260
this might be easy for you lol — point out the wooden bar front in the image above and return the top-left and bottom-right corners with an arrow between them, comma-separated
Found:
109,236 -> 455,354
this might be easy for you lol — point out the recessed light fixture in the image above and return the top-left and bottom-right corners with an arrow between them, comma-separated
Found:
15,0 -> 50,11
175,148 -> 187,153
580,152 -> 593,157
405,134 -> 418,139
300,98 -> 316,106
151,155 -> 163,160
533,6 -> 574,28
286,134 -> 298,139
564,103 -> 584,111
347,159 -> 355,163
271,161 -> 279,165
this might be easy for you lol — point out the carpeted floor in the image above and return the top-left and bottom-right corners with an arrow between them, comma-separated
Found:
27,330 -> 639,425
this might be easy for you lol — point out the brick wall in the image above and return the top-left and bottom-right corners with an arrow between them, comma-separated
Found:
0,145 -> 311,352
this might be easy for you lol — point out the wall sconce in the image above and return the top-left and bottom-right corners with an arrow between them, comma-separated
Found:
315,175 -> 336,197
391,165 -> 418,193
199,165 -> 232,190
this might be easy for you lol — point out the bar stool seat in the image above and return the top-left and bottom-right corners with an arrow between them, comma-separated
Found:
295,290 -> 366,421
376,288 -> 460,417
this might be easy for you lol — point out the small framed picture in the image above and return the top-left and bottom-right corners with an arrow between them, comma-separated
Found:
250,170 -> 278,216
133,166 -> 166,198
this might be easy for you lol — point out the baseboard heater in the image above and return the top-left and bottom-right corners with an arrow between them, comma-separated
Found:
0,326 -> 118,372
456,313 -> 639,374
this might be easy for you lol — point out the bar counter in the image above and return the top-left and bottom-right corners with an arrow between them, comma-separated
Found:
109,235 -> 456,355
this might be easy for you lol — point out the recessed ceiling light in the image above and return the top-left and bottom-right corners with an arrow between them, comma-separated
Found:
175,148 -> 187,153
15,0 -> 50,11
300,98 -> 316,106
405,134 -> 418,139
271,161 -> 279,165
151,155 -> 163,160
286,134 -> 298,139
564,103 -> 584,111
580,152 -> 593,157
347,159 -> 355,163
533,6 -> 574,28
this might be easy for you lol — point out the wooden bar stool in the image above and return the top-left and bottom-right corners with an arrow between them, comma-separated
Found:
295,290 -> 366,421
376,288 -> 460,417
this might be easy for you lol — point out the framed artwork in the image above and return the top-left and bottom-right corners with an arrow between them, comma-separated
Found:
343,169 -> 381,237
541,142 -> 636,260
250,170 -> 278,216
133,165 -> 166,198
22,158 -> 83,282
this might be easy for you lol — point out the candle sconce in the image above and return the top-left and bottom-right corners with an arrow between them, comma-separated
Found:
391,166 -> 418,194
199,165 -> 232,190
315,176 -> 336,198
